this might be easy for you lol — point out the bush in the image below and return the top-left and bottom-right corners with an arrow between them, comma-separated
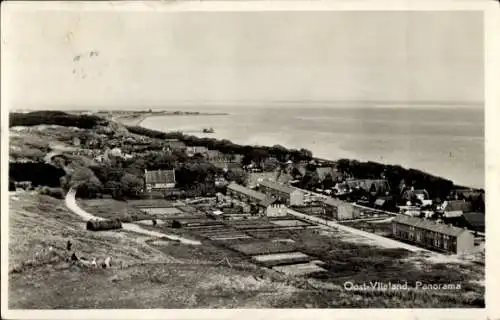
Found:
86,218 -> 122,231
39,187 -> 65,199
9,162 -> 66,187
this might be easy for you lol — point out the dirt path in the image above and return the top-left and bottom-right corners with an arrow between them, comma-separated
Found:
65,189 -> 201,245
287,208 -> 429,253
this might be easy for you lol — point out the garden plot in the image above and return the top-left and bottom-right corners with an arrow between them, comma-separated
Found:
252,252 -> 313,267
209,234 -> 252,241
253,251 -> 309,262
198,229 -> 242,236
139,207 -> 183,215
185,224 -> 227,230
272,262 -> 327,276
270,219 -> 310,227
127,199 -> 173,207
231,241 -> 297,256
188,225 -> 230,233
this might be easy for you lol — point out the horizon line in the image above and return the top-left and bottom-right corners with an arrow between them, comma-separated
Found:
11,99 -> 484,111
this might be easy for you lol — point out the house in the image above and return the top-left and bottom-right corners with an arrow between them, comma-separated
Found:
452,189 -> 483,200
461,212 -> 485,233
144,169 -> 176,191
247,172 -> 279,188
402,188 -> 430,202
374,196 -> 393,210
226,182 -> 277,216
392,215 -> 474,254
346,179 -> 390,196
259,198 -> 287,217
226,182 -> 268,206
397,205 -> 421,217
321,197 -> 357,220
206,149 -> 223,161
207,151 -> 243,164
186,146 -> 209,157
414,189 -> 430,201
315,167 -> 343,182
439,200 -> 474,218
258,179 -> 304,206
165,140 -> 187,152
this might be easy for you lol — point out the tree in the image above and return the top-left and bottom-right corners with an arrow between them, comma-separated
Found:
302,171 -> 320,190
105,180 -> 124,199
120,173 -> 143,197
262,157 -> 280,172
226,168 -> 248,185
323,173 -> 334,190
70,166 -> 103,198
299,148 -> 313,161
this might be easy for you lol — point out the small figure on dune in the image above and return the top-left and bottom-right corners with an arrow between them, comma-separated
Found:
71,252 -> 79,262
102,256 -> 112,269
67,240 -> 72,251
152,219 -> 157,226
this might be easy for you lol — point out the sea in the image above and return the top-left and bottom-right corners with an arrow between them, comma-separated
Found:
140,105 -> 484,189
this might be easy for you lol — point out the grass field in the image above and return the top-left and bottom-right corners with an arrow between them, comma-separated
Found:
78,199 -> 151,222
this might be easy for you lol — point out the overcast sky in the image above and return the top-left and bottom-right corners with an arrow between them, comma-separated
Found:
2,7 -> 484,109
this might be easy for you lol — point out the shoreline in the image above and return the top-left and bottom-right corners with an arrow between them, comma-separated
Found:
134,114 -> 480,190
112,111 -> 229,127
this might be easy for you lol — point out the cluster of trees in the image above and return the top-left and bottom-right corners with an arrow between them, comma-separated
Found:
79,150 -> 245,199
335,159 -> 458,201
9,162 -> 66,188
10,111 -> 108,129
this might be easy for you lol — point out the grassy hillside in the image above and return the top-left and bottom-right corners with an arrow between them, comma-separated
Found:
7,192 -> 304,308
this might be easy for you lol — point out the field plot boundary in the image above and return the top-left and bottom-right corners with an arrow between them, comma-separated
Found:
229,241 -> 298,256
272,262 -> 328,275
253,251 -> 309,262
138,207 -> 184,215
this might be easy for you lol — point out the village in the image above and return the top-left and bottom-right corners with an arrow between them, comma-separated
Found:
10,118 -> 485,261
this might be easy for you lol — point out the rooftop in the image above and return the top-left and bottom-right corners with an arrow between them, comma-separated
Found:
393,215 -> 469,237
258,179 -> 297,195
462,212 -> 485,229
321,197 -> 350,207
227,182 -> 268,202
444,200 -> 473,213
144,169 -> 176,185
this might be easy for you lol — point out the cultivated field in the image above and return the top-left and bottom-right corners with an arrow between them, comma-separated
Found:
78,199 -> 151,222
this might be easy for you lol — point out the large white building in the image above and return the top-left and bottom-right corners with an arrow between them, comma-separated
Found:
258,179 -> 304,206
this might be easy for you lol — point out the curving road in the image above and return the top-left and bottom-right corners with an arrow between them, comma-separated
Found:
65,189 -> 201,245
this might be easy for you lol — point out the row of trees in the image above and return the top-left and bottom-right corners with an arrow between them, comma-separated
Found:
67,150 -> 247,199
125,125 -> 314,165
10,111 -> 107,129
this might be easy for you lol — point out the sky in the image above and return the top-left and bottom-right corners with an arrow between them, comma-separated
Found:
2,6 -> 484,110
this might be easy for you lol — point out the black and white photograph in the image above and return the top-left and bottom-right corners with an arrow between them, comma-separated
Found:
1,1 -> 498,318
